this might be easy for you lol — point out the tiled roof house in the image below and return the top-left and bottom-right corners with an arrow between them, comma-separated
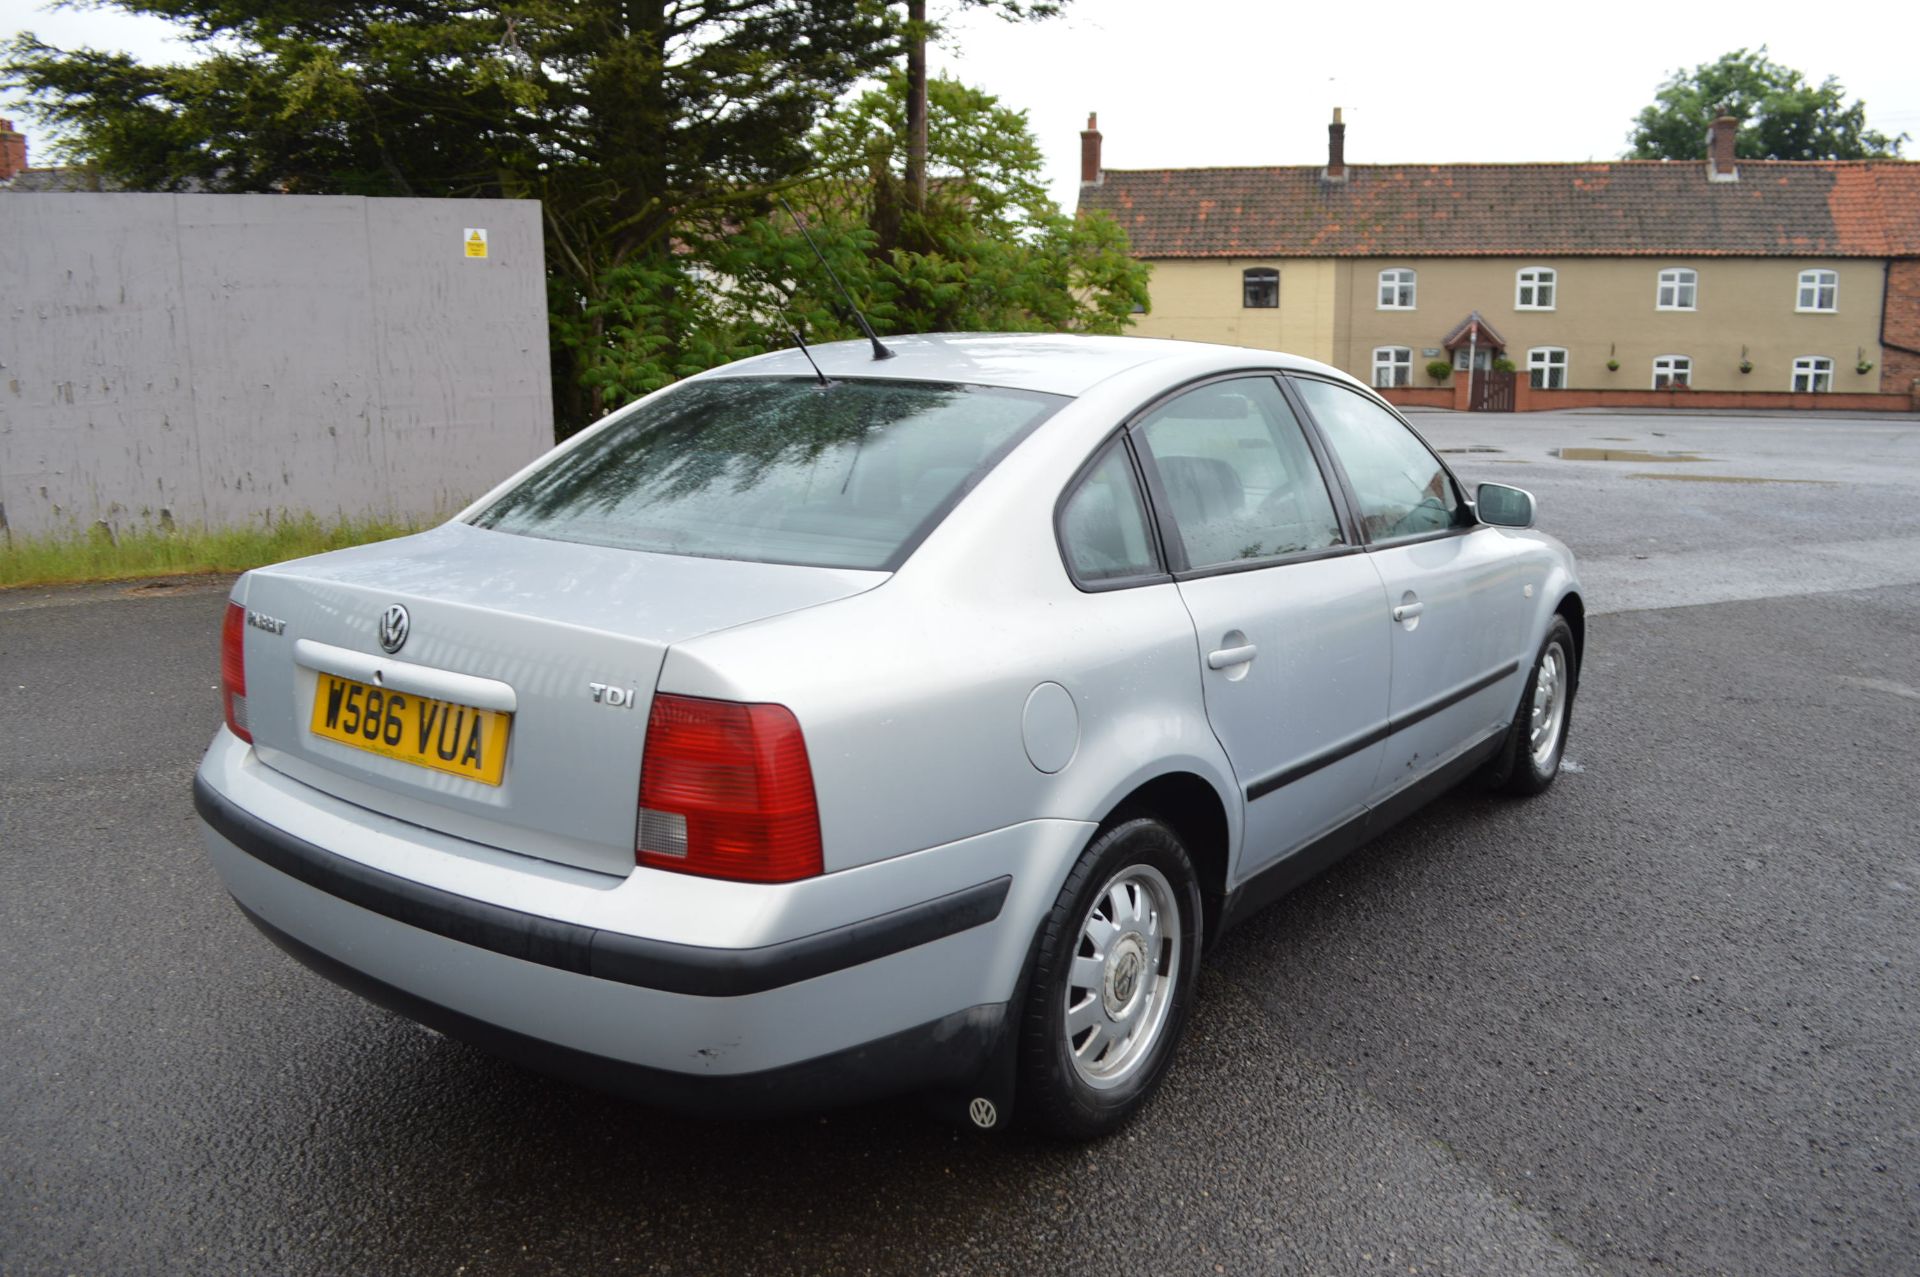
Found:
1077,112 -> 1920,402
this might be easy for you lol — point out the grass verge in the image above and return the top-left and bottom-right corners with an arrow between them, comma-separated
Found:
0,515 -> 423,590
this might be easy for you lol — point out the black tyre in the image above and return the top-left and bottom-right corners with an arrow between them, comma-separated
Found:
1485,615 -> 1578,796
1017,816 -> 1202,1139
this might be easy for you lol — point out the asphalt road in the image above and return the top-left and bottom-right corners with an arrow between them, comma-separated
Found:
4,409 -> 1918,1276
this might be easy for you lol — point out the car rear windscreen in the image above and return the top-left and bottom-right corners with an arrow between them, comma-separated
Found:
471,377 -> 1065,570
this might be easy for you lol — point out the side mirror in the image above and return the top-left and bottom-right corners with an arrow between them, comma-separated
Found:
1475,482 -> 1536,529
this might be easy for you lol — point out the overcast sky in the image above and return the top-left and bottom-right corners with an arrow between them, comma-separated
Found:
6,0 -> 1917,211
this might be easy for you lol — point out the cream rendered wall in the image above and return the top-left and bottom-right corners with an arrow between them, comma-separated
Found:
1332,257 -> 1886,392
1129,259 -> 1338,363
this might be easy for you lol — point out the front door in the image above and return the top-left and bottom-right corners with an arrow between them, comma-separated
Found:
1288,377 -> 1531,793
1130,376 -> 1391,878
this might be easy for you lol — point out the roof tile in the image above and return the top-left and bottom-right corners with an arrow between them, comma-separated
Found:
1079,161 -> 1920,258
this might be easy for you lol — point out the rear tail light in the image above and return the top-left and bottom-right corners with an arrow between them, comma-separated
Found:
637,694 -> 822,883
220,601 -> 252,743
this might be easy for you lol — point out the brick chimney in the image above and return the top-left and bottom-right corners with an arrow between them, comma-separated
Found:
1080,112 -> 1102,185
1325,107 -> 1347,182
0,120 -> 26,182
1707,114 -> 1739,182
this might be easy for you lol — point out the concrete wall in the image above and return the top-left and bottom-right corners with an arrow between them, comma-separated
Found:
0,193 -> 552,539
1127,258 -> 1338,363
1329,256 -> 1886,393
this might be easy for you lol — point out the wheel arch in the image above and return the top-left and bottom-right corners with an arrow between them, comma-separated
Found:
1555,588 -> 1586,684
1100,770 -> 1233,948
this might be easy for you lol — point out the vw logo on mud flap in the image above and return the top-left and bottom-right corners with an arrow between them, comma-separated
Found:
377,604 -> 411,654
967,1097 -> 998,1129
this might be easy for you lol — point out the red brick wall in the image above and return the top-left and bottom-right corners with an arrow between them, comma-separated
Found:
1525,388 -> 1913,412
1883,259 -> 1920,396
0,119 -> 26,181
1376,387 -> 1453,409
1383,386 -> 1915,413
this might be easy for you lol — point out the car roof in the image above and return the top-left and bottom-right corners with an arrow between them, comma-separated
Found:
696,332 -> 1346,398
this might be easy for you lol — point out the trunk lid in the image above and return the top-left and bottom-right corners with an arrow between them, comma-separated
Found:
238,521 -> 884,876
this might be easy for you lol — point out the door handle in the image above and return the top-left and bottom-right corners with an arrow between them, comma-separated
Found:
1207,643 -> 1259,670
1392,602 -> 1425,622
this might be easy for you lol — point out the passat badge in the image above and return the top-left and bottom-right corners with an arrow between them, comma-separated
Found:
377,604 -> 411,654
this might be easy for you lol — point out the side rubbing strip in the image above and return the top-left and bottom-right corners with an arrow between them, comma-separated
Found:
1245,722 -> 1390,802
1244,660 -> 1522,803
1391,660 -> 1520,733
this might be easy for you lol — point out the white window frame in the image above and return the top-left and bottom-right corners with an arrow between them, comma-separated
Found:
1796,269 -> 1838,313
1372,346 -> 1413,388
1656,268 -> 1697,311
1791,355 -> 1833,392
1652,355 -> 1691,388
1527,346 -> 1569,389
1377,268 -> 1416,310
1516,266 -> 1557,310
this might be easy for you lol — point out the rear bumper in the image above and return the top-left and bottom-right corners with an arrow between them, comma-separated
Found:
194,774 -> 1010,998
195,735 -> 1092,1109
236,899 -> 1006,1116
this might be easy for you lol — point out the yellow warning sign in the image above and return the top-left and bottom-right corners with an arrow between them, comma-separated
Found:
464,228 -> 489,259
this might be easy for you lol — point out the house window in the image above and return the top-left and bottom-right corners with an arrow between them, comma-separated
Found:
1657,269 -> 1697,311
1516,267 -> 1557,310
1791,356 -> 1833,392
1372,346 -> 1412,387
1527,346 -> 1568,389
1243,267 -> 1279,309
1377,268 -> 1416,310
1652,355 -> 1691,388
1797,269 -> 1837,312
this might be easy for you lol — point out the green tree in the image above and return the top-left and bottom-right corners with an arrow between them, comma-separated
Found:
5,6 -> 1146,438
1627,47 -> 1906,160
593,72 -> 1149,399
4,0 -> 900,433
899,0 -> 1066,215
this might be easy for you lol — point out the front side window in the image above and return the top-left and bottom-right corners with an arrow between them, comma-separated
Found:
1292,378 -> 1470,544
1527,347 -> 1569,389
1372,346 -> 1412,388
1243,267 -> 1279,309
1652,355 -> 1692,388
1516,266 -> 1557,310
1059,440 -> 1161,585
472,377 -> 1061,571
1133,377 -> 1344,570
1792,356 -> 1833,392
1657,268 -> 1697,310
1797,269 -> 1838,312
1378,268 -> 1416,309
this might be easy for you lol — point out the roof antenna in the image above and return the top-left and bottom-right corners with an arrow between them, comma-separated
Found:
784,317 -> 831,388
780,197 -> 894,361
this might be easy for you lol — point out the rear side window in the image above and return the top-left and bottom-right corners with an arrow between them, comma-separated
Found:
1059,440 -> 1161,585
472,378 -> 1063,570
1291,378 -> 1471,543
1133,377 -> 1345,571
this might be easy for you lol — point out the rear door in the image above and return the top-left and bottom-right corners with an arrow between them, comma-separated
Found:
1130,375 -> 1391,879
1287,376 -> 1532,793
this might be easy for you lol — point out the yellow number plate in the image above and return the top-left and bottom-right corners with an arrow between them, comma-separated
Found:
309,673 -> 511,786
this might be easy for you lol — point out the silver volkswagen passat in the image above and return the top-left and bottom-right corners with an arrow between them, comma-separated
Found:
195,334 -> 1582,1138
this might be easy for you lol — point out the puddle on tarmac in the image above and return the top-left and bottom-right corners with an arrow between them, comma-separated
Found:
1596,436 -> 1635,442
1554,447 -> 1709,462
1625,472 -> 1834,485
